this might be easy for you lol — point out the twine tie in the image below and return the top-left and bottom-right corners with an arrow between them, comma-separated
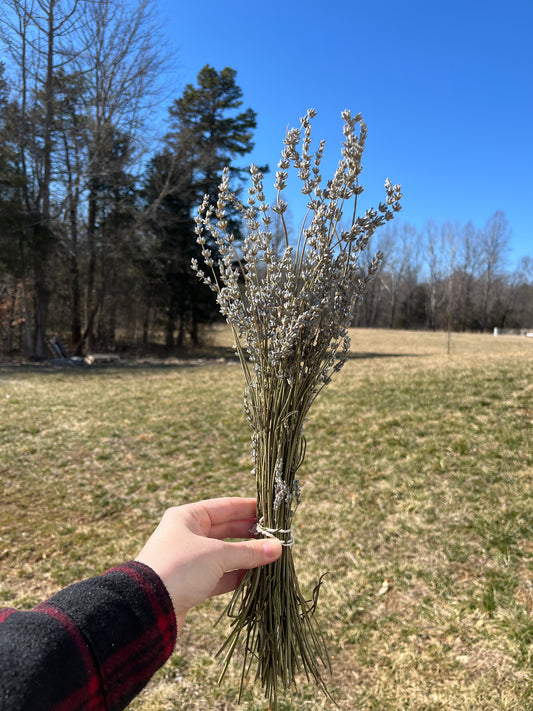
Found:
254,517 -> 294,547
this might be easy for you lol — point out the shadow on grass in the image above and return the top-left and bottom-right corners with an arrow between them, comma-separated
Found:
0,346 -> 238,376
348,351 -> 421,360
0,349 -> 421,377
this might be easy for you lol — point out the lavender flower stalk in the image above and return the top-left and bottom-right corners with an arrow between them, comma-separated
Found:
193,109 -> 402,709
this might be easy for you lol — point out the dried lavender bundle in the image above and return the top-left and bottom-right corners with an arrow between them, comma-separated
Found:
193,109 -> 402,709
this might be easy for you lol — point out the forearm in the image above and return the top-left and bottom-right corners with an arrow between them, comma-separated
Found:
0,561 -> 176,711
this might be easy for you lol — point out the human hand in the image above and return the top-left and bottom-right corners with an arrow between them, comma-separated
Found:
135,497 -> 282,633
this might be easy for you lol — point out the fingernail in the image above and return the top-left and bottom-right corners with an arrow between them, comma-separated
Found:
262,540 -> 282,560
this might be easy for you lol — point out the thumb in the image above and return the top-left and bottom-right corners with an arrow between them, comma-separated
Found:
221,537 -> 283,573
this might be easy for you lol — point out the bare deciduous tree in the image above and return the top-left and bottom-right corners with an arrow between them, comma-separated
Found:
1,0 -> 82,358
73,0 -> 167,352
479,210 -> 511,331
378,222 -> 420,328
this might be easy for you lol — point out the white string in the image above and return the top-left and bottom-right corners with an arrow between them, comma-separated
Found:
253,518 -> 294,547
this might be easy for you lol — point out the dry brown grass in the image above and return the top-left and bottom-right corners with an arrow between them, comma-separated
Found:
1,329 -> 532,709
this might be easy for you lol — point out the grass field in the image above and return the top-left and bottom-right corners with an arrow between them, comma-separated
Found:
1,328 -> 532,710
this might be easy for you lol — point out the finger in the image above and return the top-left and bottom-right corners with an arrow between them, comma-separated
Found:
198,497 -> 257,527
209,569 -> 247,597
220,538 -> 282,573
208,518 -> 257,541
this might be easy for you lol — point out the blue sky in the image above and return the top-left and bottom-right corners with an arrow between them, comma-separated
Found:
155,0 -> 532,268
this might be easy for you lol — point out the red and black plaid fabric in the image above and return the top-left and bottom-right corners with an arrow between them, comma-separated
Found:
0,561 -> 177,710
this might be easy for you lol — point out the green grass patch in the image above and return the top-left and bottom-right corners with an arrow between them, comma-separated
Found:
1,329 -> 532,709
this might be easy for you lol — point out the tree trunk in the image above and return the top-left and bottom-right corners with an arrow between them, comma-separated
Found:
33,269 -> 49,359
70,253 -> 82,350
31,0 -> 56,360
480,268 -> 492,332
165,315 -> 175,350
84,188 -> 98,351
142,307 -> 150,348
20,280 -> 33,357
176,317 -> 185,349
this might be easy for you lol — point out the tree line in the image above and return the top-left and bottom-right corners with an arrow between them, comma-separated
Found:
359,214 -> 532,333
0,0 -> 531,361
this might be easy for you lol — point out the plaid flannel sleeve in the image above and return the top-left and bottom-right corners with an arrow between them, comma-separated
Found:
0,561 -> 177,711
